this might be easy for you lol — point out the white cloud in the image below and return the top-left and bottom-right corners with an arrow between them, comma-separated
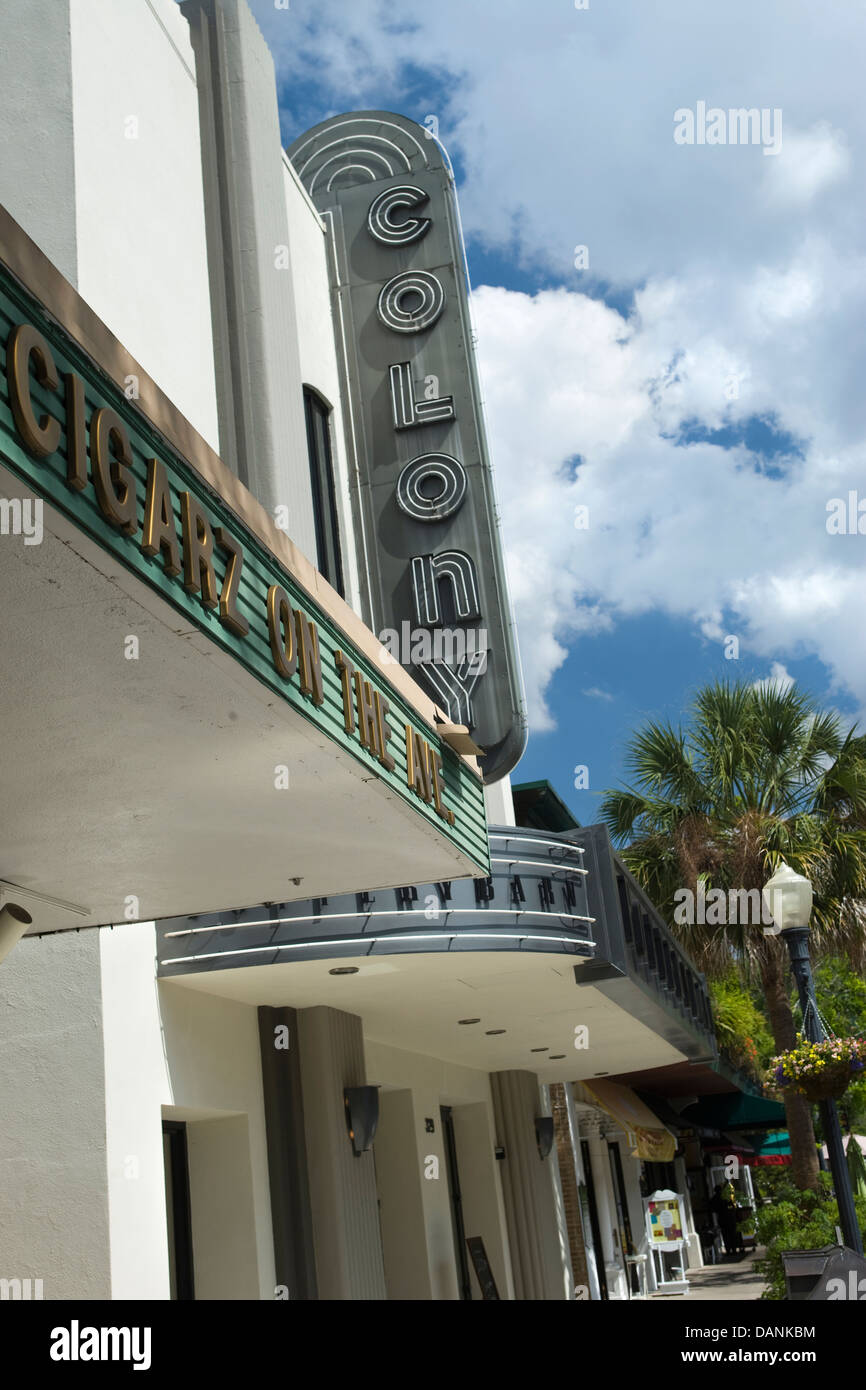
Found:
258,0 -> 866,286
251,0 -> 866,731
472,281 -> 866,729
752,663 -> 795,694
763,122 -> 851,206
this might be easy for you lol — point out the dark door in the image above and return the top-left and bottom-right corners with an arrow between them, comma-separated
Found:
163,1120 -> 195,1301
440,1106 -> 473,1300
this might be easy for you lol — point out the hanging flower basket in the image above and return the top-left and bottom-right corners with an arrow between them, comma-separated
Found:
766,1036 -> 866,1104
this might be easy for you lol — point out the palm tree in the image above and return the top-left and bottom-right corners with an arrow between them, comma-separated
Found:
600,679 -> 866,1191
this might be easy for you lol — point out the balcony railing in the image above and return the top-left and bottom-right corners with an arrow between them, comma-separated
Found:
566,824 -> 717,1059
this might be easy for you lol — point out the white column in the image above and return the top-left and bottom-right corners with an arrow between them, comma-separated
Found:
99,922 -> 171,1299
490,1070 -> 572,1300
674,1154 -> 704,1270
586,1127 -> 629,1300
297,1006 -> 387,1300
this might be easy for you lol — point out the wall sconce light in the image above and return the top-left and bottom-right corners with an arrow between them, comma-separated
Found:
535,1116 -> 555,1160
0,900 -> 33,966
344,1086 -> 379,1156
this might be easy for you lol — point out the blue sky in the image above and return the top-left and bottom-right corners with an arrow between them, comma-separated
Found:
250,0 -> 866,826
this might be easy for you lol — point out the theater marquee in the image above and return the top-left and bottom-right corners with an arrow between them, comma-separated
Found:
289,112 -> 527,784
0,224 -> 489,872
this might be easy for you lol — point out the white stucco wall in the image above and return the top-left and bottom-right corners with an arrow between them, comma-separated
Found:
372,1088 -> 433,1299
98,924 -> 275,1300
99,922 -> 171,1300
68,0 -> 219,450
366,1040 -> 514,1300
451,1099 -> 515,1300
159,980 -> 275,1299
185,1114 -> 263,1299
484,776 -> 515,826
0,931 -> 111,1300
283,156 -> 362,612
0,0 -> 77,283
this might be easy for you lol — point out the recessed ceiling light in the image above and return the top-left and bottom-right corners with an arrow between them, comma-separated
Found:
530,1047 -> 549,1053
458,1018 -> 481,1025
485,1029 -> 506,1035
550,1054 -> 566,1060
329,966 -> 359,975
594,1071 -> 609,1076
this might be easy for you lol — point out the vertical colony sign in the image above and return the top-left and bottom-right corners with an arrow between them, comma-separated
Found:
289,112 -> 527,784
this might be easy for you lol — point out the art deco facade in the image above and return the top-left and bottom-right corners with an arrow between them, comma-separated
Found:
0,0 -> 775,1301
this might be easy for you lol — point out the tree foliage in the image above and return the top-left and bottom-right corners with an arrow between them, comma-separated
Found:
601,680 -> 866,976
754,1169 -> 866,1299
600,679 -> 866,1189
709,976 -> 775,1078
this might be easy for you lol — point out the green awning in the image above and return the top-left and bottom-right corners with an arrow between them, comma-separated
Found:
753,1128 -> 790,1156
681,1091 -> 786,1131
511,780 -> 581,832
745,1128 -> 792,1167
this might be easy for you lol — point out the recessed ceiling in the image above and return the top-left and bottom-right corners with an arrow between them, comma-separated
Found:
162,949 -> 690,1082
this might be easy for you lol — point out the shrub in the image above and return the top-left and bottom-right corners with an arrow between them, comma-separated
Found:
754,1168 -> 866,1299
709,977 -> 775,1079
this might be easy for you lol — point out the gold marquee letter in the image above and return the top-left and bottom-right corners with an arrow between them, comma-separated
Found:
214,526 -> 249,638
90,407 -> 138,535
179,492 -> 218,608
6,323 -> 61,459
267,584 -> 298,680
64,373 -> 88,492
142,458 -> 181,576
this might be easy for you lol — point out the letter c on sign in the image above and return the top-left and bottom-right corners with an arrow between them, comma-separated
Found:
6,323 -> 61,459
397,453 -> 467,522
377,271 -> 445,334
367,185 -> 432,246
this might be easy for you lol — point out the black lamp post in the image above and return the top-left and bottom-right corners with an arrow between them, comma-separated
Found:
763,863 -> 863,1255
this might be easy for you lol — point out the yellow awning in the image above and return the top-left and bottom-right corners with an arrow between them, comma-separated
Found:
582,1079 -> 677,1162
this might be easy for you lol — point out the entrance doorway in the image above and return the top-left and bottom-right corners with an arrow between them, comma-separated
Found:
440,1106 -> 472,1300
162,1120 -> 195,1300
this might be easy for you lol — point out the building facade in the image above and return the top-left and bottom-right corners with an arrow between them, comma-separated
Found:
0,0 -> 763,1302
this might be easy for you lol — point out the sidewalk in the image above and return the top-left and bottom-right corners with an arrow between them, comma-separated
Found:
653,1248 -> 767,1301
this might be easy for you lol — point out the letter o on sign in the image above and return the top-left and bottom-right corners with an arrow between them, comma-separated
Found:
367,185 -> 431,246
397,453 -> 467,521
377,271 -> 445,334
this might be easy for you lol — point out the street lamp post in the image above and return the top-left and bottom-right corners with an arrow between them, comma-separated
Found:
763,863 -> 863,1255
